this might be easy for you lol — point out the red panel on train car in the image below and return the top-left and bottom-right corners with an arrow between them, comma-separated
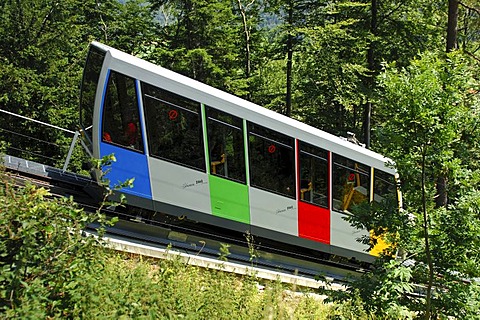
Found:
298,201 -> 330,244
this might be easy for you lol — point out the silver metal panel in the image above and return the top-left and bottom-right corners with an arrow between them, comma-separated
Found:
249,187 -> 298,236
330,211 -> 369,255
148,158 -> 211,214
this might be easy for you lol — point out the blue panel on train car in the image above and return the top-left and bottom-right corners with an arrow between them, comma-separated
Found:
100,143 -> 152,199
98,70 -> 152,199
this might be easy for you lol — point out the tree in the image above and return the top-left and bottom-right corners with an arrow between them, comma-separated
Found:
364,0 -> 449,147
235,0 -> 256,82
0,0 -> 157,169
148,0 -> 244,93
0,177 -> 105,317
0,0 -> 84,165
362,0 -> 377,148
339,51 -> 480,319
292,1 -> 371,136
266,0 -> 322,117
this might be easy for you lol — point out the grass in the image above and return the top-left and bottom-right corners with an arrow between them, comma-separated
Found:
74,250 -> 337,319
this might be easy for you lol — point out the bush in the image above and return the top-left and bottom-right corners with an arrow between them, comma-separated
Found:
0,175 -> 106,318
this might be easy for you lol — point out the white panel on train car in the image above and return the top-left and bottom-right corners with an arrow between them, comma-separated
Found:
148,158 -> 211,214
330,211 -> 369,254
249,188 -> 298,236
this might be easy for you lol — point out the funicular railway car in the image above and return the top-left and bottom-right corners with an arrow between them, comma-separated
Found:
79,41 -> 399,264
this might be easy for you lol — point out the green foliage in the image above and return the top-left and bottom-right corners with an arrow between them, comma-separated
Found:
372,0 -> 446,69
1,0 -> 480,318
2,0 -> 478,163
343,260 -> 414,319
338,51 -> 480,318
0,0 -> 87,164
218,242 -> 231,262
284,1 -> 371,135
94,0 -> 158,53
245,231 -> 259,264
0,0 -> 156,170
147,0 -> 243,92
72,252 -> 338,319
0,176 -> 107,318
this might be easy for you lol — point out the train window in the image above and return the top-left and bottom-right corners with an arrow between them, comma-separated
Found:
299,141 -> 328,208
248,122 -> 295,198
102,71 -> 144,152
79,45 -> 105,149
374,170 -> 396,203
142,82 -> 205,171
206,107 -> 246,183
332,154 -> 370,212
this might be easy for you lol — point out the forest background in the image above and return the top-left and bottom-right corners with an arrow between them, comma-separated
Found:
1,0 -> 480,319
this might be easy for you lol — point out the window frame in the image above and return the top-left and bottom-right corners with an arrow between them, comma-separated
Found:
101,70 -> 144,154
247,121 -> 296,198
141,82 -> 206,172
79,45 -> 106,151
373,169 -> 397,204
298,141 -> 329,209
332,153 -> 371,213
205,106 -> 246,184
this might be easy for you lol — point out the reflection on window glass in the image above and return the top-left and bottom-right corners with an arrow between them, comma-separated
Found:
80,46 -> 105,149
102,71 -> 144,152
374,170 -> 396,203
248,122 -> 295,198
142,82 -> 205,171
332,154 -> 370,212
206,107 -> 246,183
299,141 -> 328,208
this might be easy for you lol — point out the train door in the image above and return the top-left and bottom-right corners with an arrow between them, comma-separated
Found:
297,141 -> 330,244
205,107 -> 250,224
99,70 -> 152,200
247,122 -> 298,237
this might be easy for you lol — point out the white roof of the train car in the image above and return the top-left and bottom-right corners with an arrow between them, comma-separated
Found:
92,41 -> 395,173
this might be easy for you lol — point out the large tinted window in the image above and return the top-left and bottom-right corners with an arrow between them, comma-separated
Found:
299,141 -> 328,208
373,170 -> 396,203
248,122 -> 295,198
79,45 -> 105,148
332,154 -> 370,212
206,107 -> 246,183
102,71 -> 143,152
142,82 -> 205,171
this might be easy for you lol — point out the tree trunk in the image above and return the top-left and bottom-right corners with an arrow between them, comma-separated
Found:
422,148 -> 434,320
363,102 -> 372,149
285,0 -> 293,117
435,175 -> 448,208
363,0 -> 377,149
434,0 -> 459,209
237,0 -> 252,79
446,0 -> 459,52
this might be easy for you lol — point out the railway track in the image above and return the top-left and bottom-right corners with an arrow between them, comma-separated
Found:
2,154 -> 361,290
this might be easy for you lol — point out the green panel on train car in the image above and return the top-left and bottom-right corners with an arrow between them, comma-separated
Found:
209,175 -> 250,224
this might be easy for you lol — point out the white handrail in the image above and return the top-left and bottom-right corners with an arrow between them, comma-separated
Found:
0,108 -> 83,172
0,108 -> 75,134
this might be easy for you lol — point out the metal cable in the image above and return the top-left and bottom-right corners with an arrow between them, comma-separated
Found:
0,127 -> 62,148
